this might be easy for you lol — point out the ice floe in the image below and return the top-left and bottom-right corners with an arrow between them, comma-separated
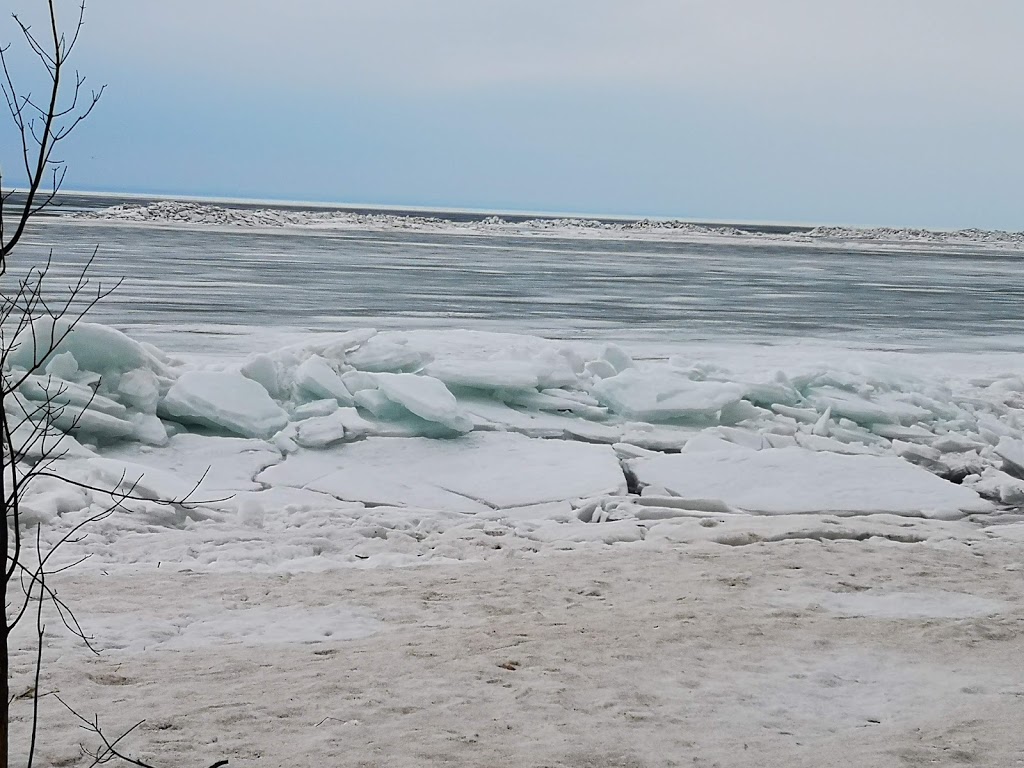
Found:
258,433 -> 625,513
628,446 -> 991,518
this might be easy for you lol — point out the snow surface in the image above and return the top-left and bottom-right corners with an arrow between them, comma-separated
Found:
12,539 -> 1024,767
775,590 -> 1008,619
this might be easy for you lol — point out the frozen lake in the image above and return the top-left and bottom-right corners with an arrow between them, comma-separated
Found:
13,196 -> 1024,355
8,199 -> 1024,767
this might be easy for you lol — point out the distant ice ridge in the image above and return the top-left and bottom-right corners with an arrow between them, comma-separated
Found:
73,201 -> 748,237
802,225 -> 1024,246
73,201 -> 1024,247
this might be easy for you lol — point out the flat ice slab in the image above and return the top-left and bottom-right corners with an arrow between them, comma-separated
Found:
258,431 -> 626,513
629,446 -> 992,518
161,371 -> 289,438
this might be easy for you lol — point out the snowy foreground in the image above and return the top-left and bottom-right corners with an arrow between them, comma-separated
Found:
7,321 -> 1024,766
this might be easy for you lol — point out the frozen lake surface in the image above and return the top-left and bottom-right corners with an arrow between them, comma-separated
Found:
16,195 -> 1024,355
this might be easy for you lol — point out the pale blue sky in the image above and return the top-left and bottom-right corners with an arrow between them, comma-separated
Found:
2,1 -> 1022,228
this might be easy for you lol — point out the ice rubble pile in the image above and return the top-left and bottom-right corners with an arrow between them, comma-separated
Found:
803,225 -> 1024,246
76,201 -> 1024,247
5,321 -> 1024,526
74,201 -> 748,237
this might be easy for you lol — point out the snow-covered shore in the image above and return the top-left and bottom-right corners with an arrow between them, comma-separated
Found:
6,319 -> 1024,765
13,537 -> 1024,767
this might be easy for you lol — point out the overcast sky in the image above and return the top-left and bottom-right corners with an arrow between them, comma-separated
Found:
2,1 -> 1021,228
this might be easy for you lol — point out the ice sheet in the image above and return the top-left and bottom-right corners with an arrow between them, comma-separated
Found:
258,432 -> 625,512
161,371 -> 289,438
628,446 -> 992,518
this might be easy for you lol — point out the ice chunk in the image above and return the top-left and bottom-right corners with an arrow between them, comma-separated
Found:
7,417 -> 93,460
601,344 -> 633,374
130,413 -> 169,446
333,407 -> 375,437
44,351 -> 79,380
291,399 -> 339,420
682,433 -> 751,454
460,397 -> 579,439
294,355 -> 354,404
297,327 -> 377,359
353,388 -> 408,420
502,390 -> 608,419
8,318 -> 171,377
340,370 -> 378,394
741,379 -> 802,408
812,406 -> 832,436
14,379 -> 135,445
294,411 -> 348,448
239,353 -> 281,399
891,440 -> 945,472
534,349 -> 579,388
810,388 -> 930,426
373,373 -> 472,433
629,446 -> 991,518
936,450 -> 986,483
719,399 -> 769,425
795,434 -> 881,455
715,427 -> 770,451
584,359 -> 617,379
117,368 -> 161,413
966,468 -> 1024,504
347,337 -> 424,372
593,368 -> 743,422
870,424 -> 934,441
258,432 -> 626,512
618,423 -> 696,451
994,437 -> 1024,478
540,388 -> 600,407
422,359 -> 539,391
828,425 -> 887,446
19,375 -> 128,419
771,404 -> 819,424
932,433 -> 987,454
161,371 -> 289,438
